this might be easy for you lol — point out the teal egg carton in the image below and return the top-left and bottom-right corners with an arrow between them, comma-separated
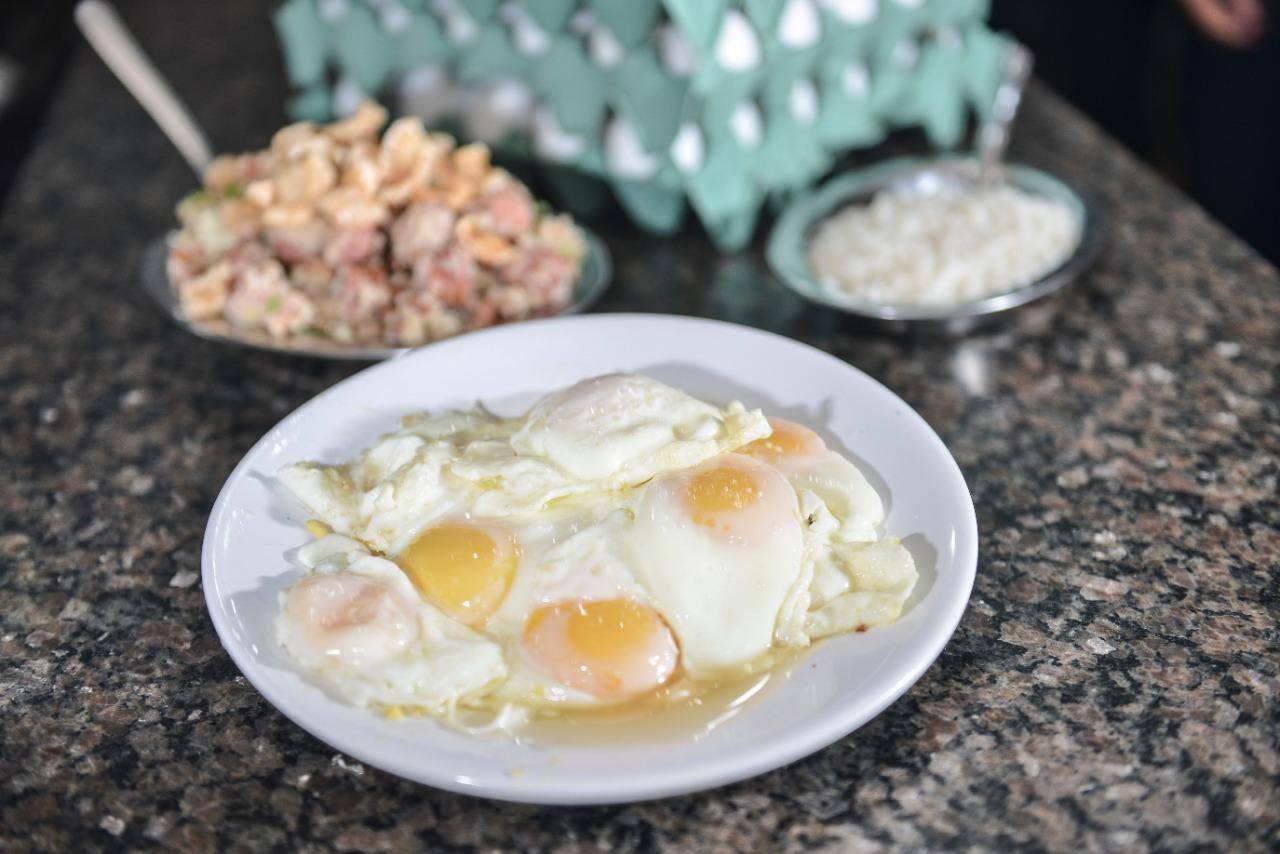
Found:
274,0 -> 1012,249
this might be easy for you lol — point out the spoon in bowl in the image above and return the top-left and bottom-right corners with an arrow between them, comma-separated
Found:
74,0 -> 211,178
879,40 -> 1035,197
975,43 -> 1034,187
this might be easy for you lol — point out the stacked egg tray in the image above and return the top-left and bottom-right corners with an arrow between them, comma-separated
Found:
275,0 -> 1012,249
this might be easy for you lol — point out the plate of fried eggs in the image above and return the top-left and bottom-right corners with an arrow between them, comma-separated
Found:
203,314 -> 977,804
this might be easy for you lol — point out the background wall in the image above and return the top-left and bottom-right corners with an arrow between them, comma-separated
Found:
991,0 -> 1280,264
1,0 -> 1277,262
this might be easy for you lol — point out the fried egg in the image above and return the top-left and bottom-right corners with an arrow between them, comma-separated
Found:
482,505 -> 681,707
275,374 -> 918,729
628,453 -> 805,676
510,373 -> 757,481
741,417 -> 884,542
277,534 -> 506,710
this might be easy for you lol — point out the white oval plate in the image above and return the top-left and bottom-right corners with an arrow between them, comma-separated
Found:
203,314 -> 978,805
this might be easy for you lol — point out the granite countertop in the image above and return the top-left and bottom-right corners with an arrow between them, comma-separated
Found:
1,2 -> 1277,850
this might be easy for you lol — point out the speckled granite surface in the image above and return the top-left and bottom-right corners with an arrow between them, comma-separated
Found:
1,2 -> 1277,851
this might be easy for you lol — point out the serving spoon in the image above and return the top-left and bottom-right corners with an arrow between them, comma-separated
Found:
886,41 -> 1035,197
74,0 -> 211,177
975,43 -> 1034,186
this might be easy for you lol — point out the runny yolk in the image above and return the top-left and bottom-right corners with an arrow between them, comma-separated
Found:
684,463 -> 761,528
740,418 -> 822,460
398,522 -> 517,626
522,599 -> 680,699
313,581 -> 395,631
563,599 -> 662,660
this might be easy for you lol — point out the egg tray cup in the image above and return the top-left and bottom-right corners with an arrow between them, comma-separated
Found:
273,0 -> 1015,250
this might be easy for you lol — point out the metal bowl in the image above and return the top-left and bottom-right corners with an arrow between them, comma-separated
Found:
766,156 -> 1104,335
139,228 -> 613,360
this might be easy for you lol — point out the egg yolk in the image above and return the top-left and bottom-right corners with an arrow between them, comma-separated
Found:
684,462 -> 762,529
522,599 -> 679,699
398,522 -> 517,626
282,574 -> 418,668
741,418 -> 822,460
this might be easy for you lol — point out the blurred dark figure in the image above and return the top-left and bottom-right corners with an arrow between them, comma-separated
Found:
0,2 -> 77,210
1183,0 -> 1280,263
993,0 -> 1280,263
1181,0 -> 1268,46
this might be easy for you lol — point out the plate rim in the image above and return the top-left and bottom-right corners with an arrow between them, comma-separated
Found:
201,313 -> 979,804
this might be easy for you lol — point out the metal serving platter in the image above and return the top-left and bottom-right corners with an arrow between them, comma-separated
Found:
139,229 -> 613,360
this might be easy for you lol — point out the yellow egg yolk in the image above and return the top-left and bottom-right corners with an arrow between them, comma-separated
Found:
399,522 -> 517,626
312,582 -> 395,631
741,418 -> 822,460
684,463 -> 762,529
522,599 -> 680,699
281,573 -> 418,669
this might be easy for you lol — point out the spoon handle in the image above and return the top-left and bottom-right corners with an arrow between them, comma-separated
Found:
74,0 -> 213,177
976,42 -> 1033,184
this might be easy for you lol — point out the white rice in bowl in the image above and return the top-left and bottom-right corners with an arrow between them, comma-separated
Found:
807,182 -> 1080,307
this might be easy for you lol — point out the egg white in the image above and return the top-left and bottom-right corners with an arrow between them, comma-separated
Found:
278,373 -> 768,553
626,454 -> 806,677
